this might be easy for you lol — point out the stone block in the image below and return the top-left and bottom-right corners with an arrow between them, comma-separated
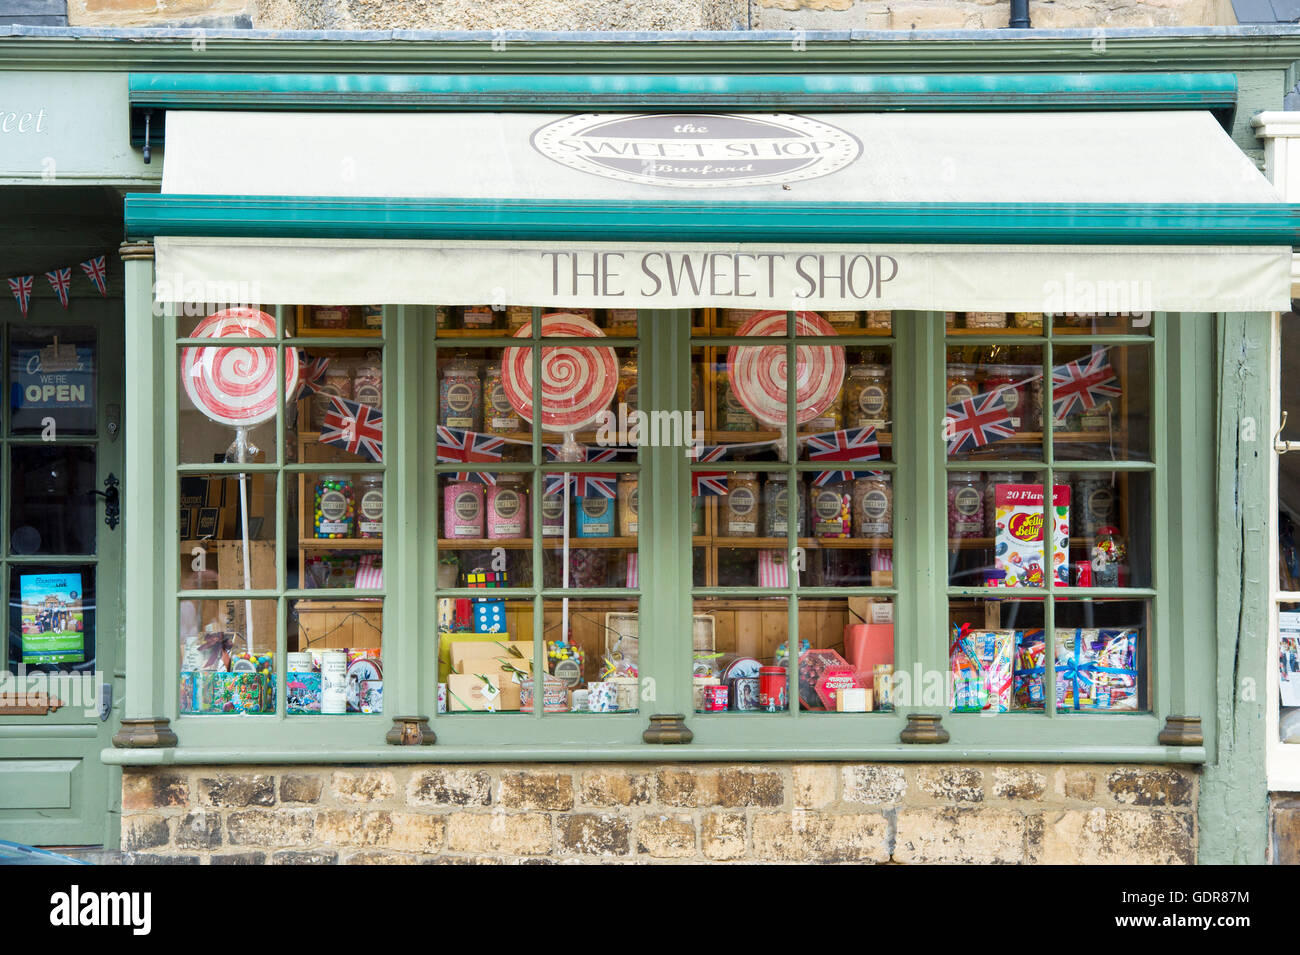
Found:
702,812 -> 748,861
556,813 -> 631,856
841,765 -> 906,805
331,770 -> 396,804
751,811 -> 891,863
122,814 -> 170,852
718,768 -> 784,807
175,811 -> 222,851
499,771 -> 574,811
408,769 -> 493,807
792,765 -> 838,808
270,849 -> 338,864
657,767 -> 719,808
1037,809 -> 1194,864
635,814 -> 697,858
225,808 -> 315,847
992,767 -> 1046,802
279,774 -> 324,804
916,766 -> 984,803
579,768 -> 655,807
198,773 -> 275,808
445,812 -> 553,855
894,808 -> 1025,864
1107,768 -> 1194,807
123,771 -> 190,810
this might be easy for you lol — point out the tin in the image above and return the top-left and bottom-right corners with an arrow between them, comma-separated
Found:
320,650 -> 348,715
730,676 -> 761,711
759,665 -> 788,712
703,685 -> 729,712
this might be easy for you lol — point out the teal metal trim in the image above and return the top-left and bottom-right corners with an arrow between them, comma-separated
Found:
126,71 -> 1239,145
125,195 -> 1300,246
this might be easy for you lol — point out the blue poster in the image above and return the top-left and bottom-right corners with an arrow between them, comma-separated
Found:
20,573 -> 85,665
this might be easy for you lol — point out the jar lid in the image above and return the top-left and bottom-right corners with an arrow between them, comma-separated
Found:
949,471 -> 980,481
359,473 -> 383,484
857,472 -> 891,483
322,473 -> 351,481
984,365 -> 1019,376
766,471 -> 788,481
732,472 -> 757,480
948,364 -> 975,375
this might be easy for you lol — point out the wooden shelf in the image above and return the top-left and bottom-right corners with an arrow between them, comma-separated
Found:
435,327 -> 639,339
300,537 -> 383,550
946,326 -> 1042,337
291,327 -> 382,339
439,536 -> 639,549
695,536 -> 893,549
702,429 -> 893,446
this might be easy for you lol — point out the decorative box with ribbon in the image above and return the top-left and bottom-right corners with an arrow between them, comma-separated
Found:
1012,628 -> 1139,711
949,624 -> 1015,713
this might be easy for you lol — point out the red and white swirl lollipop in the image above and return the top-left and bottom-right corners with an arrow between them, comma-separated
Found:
501,313 -> 618,433
181,308 -> 299,427
727,310 -> 845,427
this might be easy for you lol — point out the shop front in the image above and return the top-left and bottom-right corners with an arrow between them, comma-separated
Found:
2,26 -> 1296,863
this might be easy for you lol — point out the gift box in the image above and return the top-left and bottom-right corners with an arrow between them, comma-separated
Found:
448,639 -> 531,675
179,672 -> 198,714
1056,628 -> 1139,711
797,649 -> 852,711
464,570 -> 508,588
210,672 -> 272,714
439,634 -> 529,682
473,600 -> 506,634
815,665 -> 862,710
447,672 -> 502,712
438,597 -> 474,633
287,672 -> 322,714
1012,629 -> 1047,709
949,626 -> 1015,713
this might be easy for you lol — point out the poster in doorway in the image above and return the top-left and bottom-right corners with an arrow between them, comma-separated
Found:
19,572 -> 85,664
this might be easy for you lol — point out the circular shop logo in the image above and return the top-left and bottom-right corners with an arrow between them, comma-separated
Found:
531,113 -> 862,189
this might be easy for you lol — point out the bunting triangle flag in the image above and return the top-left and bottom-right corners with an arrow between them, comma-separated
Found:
79,256 -> 107,296
8,276 -> 33,316
45,268 -> 71,308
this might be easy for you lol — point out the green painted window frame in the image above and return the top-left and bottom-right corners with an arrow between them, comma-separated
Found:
117,296 -> 1213,764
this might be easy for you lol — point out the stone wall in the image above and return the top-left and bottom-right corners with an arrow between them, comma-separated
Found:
120,762 -> 1198,864
65,0 -> 1235,29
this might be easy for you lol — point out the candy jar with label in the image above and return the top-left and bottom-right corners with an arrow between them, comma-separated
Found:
541,491 -> 567,537
618,474 -> 639,537
1089,525 -> 1128,587
1075,475 -> 1117,539
946,364 -> 978,407
315,474 -> 355,539
362,305 -> 383,330
444,481 -> 485,538
439,357 -> 482,431
577,494 -> 615,538
762,472 -> 804,537
853,473 -> 892,538
353,351 -> 382,410
487,474 -> 529,539
357,474 -> 383,538
722,472 -> 760,537
461,305 -> 501,331
844,364 -> 890,431
483,364 -> 523,436
811,481 -> 852,538
616,356 -> 639,413
947,472 -> 984,538
806,387 -> 842,434
983,472 -> 1020,536
313,360 -> 354,429
719,374 -> 756,431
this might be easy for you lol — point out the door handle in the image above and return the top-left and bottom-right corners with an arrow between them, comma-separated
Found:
88,473 -> 120,530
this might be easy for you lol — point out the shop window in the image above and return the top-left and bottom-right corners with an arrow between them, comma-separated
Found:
433,308 -> 641,716
175,304 -> 386,718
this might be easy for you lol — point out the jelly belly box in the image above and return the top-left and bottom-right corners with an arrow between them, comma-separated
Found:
993,484 -> 1070,588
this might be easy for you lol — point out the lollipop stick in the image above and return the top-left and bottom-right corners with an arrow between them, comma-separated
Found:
228,428 -> 256,654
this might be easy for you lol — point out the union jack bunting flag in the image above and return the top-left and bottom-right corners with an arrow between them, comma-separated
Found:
1051,350 -> 1121,417
79,256 -> 107,296
544,444 -> 619,463
692,471 -> 729,497
804,426 -> 882,463
8,276 -> 32,316
436,426 -> 505,466
320,396 -> 383,462
943,390 -> 1016,455
812,469 -> 882,487
688,444 -> 728,463
544,472 -> 617,498
298,354 -> 331,397
45,268 -> 71,308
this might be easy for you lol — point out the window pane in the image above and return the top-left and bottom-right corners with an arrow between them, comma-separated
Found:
10,445 -> 96,555
1281,602 -> 1300,742
437,472 -> 532,589
543,597 -> 639,714
180,472 -> 276,589
293,469 -> 382,591
539,472 -> 638,590
1051,344 -> 1151,462
179,597 -> 277,715
945,345 -> 1045,463
1052,599 -> 1150,713
692,596 -> 789,713
947,470 -> 1066,589
1050,312 -> 1151,336
288,598 -> 383,716
287,304 -> 383,337
1058,471 -> 1152,589
437,599 -> 533,715
948,596 -> 1045,714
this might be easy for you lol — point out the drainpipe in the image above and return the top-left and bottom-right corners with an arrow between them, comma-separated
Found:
1009,0 -> 1031,27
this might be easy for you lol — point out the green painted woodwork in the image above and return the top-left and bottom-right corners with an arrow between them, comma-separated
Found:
125,196 -> 1300,247
113,308 -> 1209,761
1199,313 -> 1272,865
0,760 -> 76,809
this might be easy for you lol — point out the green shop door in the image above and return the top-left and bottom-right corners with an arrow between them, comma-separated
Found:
0,307 -> 124,848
